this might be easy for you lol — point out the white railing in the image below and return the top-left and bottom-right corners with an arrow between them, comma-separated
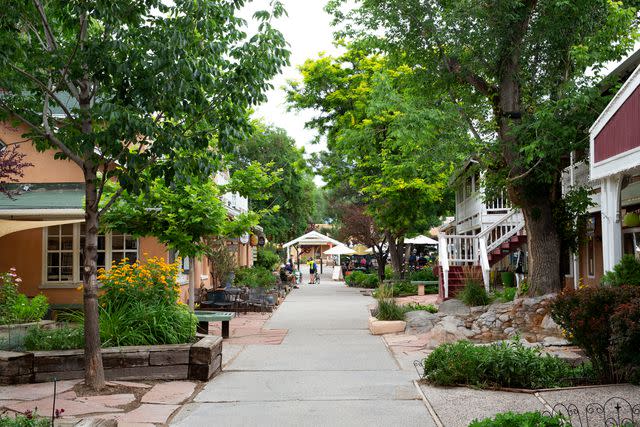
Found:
485,194 -> 511,213
439,208 -> 526,296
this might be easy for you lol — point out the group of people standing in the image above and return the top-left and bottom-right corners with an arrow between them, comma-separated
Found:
279,258 -> 321,287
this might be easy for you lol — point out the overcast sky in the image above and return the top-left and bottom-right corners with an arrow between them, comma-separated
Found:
242,1 -> 342,162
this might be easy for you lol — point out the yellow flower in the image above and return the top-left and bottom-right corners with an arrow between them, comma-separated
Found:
76,285 -> 83,291
119,288 -> 124,292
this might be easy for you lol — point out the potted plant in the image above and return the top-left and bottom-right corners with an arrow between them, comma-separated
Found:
500,267 -> 515,288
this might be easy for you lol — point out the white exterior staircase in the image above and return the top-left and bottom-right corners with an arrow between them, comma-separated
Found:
438,209 -> 526,299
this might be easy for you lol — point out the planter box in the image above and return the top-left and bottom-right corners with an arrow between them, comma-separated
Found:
368,316 -> 406,335
0,336 -> 222,385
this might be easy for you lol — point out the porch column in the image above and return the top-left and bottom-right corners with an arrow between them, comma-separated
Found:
601,174 -> 623,272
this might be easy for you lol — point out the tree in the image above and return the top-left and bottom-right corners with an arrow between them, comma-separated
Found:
0,145 -> 33,197
232,123 -> 317,243
327,0 -> 639,294
0,0 -> 288,389
336,202 -> 388,280
287,47 -> 470,274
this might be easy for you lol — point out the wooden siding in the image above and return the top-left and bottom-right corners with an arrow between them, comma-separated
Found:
594,85 -> 640,163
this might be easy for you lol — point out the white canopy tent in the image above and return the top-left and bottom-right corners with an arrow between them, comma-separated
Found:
405,235 -> 438,245
324,245 -> 355,281
283,231 -> 347,276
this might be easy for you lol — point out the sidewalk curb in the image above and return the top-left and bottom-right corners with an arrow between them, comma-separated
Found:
413,380 -> 444,427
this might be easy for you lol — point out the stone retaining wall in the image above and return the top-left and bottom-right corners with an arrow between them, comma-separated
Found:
405,294 -> 567,348
0,335 -> 222,385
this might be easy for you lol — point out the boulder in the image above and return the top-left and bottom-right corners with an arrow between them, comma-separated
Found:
438,299 -> 470,316
404,311 -> 439,334
542,336 -> 570,347
540,314 -> 561,331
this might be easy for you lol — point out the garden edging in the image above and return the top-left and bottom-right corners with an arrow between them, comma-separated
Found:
0,335 -> 222,385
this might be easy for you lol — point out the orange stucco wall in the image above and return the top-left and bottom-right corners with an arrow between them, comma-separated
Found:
0,122 -> 83,184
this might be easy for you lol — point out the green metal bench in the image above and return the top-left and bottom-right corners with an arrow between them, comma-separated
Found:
194,311 -> 236,338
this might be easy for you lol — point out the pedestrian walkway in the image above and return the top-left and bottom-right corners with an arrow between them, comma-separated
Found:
170,279 -> 433,427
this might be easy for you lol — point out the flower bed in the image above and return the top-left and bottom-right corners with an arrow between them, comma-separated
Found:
0,335 -> 223,385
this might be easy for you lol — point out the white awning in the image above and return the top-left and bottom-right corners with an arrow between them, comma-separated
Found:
324,245 -> 356,255
282,230 -> 345,248
0,218 -> 84,238
405,235 -> 438,245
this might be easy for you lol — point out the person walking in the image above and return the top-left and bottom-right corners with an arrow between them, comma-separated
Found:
308,259 -> 316,284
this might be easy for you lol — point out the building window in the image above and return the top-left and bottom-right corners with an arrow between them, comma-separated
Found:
46,224 -> 74,282
587,236 -> 595,277
45,224 -> 138,284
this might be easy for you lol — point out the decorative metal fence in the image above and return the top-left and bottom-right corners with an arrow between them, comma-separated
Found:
543,397 -> 639,426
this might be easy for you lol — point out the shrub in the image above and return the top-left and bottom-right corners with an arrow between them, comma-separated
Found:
0,269 -> 49,325
610,297 -> 640,384
493,287 -> 517,302
458,281 -> 489,306
469,412 -> 565,427
234,266 -> 276,288
551,286 -> 640,383
422,338 -> 579,389
0,411 -> 50,427
403,303 -> 438,313
601,254 -> 640,286
24,325 -> 84,351
345,270 -> 366,287
409,268 -> 437,282
360,274 -> 379,288
255,248 -> 281,271
384,265 -> 393,280
376,298 -> 406,321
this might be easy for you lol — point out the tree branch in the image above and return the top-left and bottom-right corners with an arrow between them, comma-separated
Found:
507,157 -> 542,182
98,187 -> 124,217
0,103 -> 84,167
33,0 -> 57,50
7,63 -> 75,119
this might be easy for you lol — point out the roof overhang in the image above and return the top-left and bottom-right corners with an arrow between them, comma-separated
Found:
282,230 -> 345,248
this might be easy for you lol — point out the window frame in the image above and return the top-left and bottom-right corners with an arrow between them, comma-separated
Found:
41,224 -> 139,287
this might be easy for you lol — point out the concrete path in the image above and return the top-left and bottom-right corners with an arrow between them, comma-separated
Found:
170,280 -> 433,427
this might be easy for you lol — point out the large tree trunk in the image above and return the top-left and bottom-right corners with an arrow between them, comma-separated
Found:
512,186 -> 563,295
386,231 -> 404,278
375,246 -> 387,282
82,166 -> 105,390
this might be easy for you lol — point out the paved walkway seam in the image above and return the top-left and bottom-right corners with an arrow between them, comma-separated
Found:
414,380 -> 444,427
534,392 -> 553,413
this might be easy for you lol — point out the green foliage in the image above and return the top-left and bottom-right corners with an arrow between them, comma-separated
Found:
403,303 -> 438,314
610,297 -> 640,384
0,411 -> 50,427
409,269 -> 437,282
206,243 -> 238,288
234,267 -> 277,289
98,302 -> 196,347
422,338 -> 581,389
0,270 -> 48,325
458,281 -> 490,307
376,298 -> 406,321
232,123 -> 318,242
346,272 -> 379,288
373,281 -> 422,297
493,287 -> 517,303
551,286 -> 640,383
601,255 -> 640,287
24,325 -> 84,351
469,412 -> 566,427
554,186 -> 596,253
287,47 -> 469,244
255,247 -> 281,271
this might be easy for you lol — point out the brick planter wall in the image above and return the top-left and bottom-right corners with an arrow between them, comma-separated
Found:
0,335 -> 222,385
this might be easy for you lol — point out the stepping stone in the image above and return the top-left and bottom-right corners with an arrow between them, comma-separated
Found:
115,404 -> 179,424
106,381 -> 151,389
76,394 -> 136,407
141,381 -> 195,405
0,380 -> 80,401
6,397 -> 122,417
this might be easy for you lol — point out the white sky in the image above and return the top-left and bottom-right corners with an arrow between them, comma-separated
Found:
242,1 -> 342,162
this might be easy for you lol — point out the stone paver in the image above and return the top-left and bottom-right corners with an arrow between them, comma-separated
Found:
140,381 -> 195,405
171,279 -> 435,426
395,295 -> 439,306
206,312 -> 288,345
6,397 -> 123,417
0,380 -> 80,400
76,394 -> 136,407
116,404 -> 180,424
